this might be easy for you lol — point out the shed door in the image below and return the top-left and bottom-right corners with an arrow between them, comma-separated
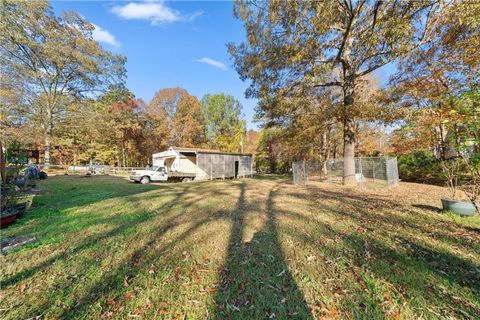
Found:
234,161 -> 239,178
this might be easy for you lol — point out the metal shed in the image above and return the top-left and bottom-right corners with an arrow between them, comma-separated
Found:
152,147 -> 253,180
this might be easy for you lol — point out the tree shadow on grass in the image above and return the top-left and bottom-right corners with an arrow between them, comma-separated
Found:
284,185 -> 480,317
3,177 -> 308,319
9,175 -> 162,235
412,204 -> 442,213
9,175 -> 225,243
5,184 -> 232,319
0,183 -> 191,288
339,233 -> 480,318
1,177 -> 224,290
213,183 -> 312,319
301,187 -> 480,288
252,174 -> 290,181
53,187 -> 235,319
50,181 -> 311,319
291,187 -> 480,252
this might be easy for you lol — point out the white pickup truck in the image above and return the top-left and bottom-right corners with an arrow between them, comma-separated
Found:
129,166 -> 195,184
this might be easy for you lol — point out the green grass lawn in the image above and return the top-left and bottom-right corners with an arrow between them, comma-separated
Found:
1,175 -> 479,319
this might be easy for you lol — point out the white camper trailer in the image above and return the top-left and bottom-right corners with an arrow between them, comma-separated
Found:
130,147 -> 253,183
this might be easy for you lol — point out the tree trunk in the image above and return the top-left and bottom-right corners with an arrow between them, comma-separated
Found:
44,122 -> 52,169
0,140 -> 6,185
125,142 -> 129,167
321,130 -> 328,178
122,142 -> 127,168
343,84 -> 356,185
43,105 -> 54,169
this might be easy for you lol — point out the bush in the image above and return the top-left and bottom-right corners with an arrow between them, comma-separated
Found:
397,152 -> 442,183
254,156 -> 290,174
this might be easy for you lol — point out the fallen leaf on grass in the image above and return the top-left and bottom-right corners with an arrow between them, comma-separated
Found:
332,287 -> 343,297
319,306 -> 340,318
104,311 -> 115,318
16,283 -> 26,293
329,308 -> 339,316
200,287 -> 217,294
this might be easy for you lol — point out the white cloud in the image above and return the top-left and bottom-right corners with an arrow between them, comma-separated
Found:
111,1 -> 202,25
187,11 -> 204,22
92,24 -> 120,47
197,58 -> 227,70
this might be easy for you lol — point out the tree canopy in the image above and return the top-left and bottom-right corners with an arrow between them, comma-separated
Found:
201,93 -> 246,152
0,0 -> 126,166
229,0 -> 443,184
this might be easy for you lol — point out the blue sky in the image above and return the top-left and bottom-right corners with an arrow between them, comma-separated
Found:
52,0 -> 259,128
52,1 -> 396,130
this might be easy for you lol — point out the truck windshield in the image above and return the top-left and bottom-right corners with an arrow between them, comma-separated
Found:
149,166 -> 165,172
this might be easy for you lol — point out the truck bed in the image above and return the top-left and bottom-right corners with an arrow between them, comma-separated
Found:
168,171 -> 195,178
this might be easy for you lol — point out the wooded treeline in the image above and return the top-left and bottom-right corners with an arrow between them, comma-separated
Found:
1,0 -> 479,180
0,1 -> 249,168
230,0 -> 479,182
2,83 -> 249,167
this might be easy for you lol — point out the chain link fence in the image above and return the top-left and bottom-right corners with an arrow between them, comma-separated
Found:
292,157 -> 399,189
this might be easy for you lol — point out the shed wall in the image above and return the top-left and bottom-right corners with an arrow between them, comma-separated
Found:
196,153 -> 252,180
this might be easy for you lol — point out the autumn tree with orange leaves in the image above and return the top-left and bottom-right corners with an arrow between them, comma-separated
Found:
147,87 -> 206,152
230,0 -> 442,184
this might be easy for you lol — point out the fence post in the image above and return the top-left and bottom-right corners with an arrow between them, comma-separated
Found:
327,160 -> 331,185
250,158 -> 253,177
303,159 -> 307,186
372,160 -> 376,183
358,158 -> 365,189
394,158 -> 399,186
386,158 -> 391,189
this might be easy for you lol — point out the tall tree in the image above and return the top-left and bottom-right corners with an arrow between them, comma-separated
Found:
255,127 -> 289,173
172,94 -> 206,147
0,0 -> 126,167
201,93 -> 246,152
229,0 -> 441,184
389,0 -> 479,158
98,88 -> 143,166
147,87 -> 206,149
244,130 -> 260,155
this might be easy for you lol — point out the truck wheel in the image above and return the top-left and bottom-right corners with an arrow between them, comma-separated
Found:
140,176 -> 150,184
182,177 -> 192,183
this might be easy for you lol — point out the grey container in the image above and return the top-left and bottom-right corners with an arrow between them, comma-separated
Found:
441,198 -> 476,216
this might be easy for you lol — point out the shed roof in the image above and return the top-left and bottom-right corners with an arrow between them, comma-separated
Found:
170,146 -> 252,157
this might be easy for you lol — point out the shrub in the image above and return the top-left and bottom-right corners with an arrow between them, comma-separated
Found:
397,152 -> 442,183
